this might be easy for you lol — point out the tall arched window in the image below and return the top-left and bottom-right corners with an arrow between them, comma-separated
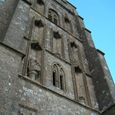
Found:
48,9 -> 59,25
70,42 -> 79,62
52,64 -> 58,87
60,68 -> 65,90
31,19 -> 44,50
52,63 -> 65,90
74,66 -> 86,104
53,31 -> 62,57
64,15 -> 72,33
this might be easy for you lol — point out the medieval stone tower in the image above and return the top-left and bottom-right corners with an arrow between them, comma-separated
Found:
0,0 -> 115,115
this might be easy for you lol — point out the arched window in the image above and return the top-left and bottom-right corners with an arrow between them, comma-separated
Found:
64,15 -> 72,33
53,31 -> 62,57
60,68 -> 65,90
74,66 -> 86,104
70,42 -> 79,62
48,9 -> 59,25
31,19 -> 44,50
52,63 -> 65,90
52,64 -> 58,87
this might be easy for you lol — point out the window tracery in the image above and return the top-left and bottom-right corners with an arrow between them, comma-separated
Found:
52,63 -> 65,91
48,9 -> 59,25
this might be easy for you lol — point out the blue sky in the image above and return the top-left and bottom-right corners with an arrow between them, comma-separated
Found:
69,0 -> 115,83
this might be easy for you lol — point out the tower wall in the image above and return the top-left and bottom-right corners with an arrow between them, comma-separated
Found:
0,0 -> 114,115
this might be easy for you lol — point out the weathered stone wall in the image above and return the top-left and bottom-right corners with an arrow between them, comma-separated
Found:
1,0 -> 114,114
3,0 -> 30,53
0,0 -> 19,41
97,51 -> 115,102
14,75 -> 100,115
76,16 -> 115,111
0,44 -> 22,115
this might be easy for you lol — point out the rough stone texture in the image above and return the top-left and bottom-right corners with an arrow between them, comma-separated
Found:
3,0 -> 30,53
0,45 -> 22,115
0,0 -> 19,41
0,0 -> 115,115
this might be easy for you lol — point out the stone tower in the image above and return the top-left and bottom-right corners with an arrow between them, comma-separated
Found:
0,0 -> 115,115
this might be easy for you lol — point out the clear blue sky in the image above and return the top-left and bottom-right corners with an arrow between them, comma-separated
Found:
69,0 -> 115,83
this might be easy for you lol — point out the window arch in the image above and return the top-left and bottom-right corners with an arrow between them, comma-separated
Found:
31,19 -> 44,50
74,66 -> 86,104
52,63 -> 65,90
52,64 -> 58,87
53,31 -> 63,57
60,68 -> 65,90
64,14 -> 73,33
48,9 -> 59,25
70,41 -> 79,62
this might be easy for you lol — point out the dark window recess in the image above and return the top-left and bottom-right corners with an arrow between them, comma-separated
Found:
27,67 -> 29,77
52,64 -> 65,91
60,75 -> 64,90
31,41 -> 42,50
53,31 -> 61,39
70,42 -> 77,48
75,66 -> 82,73
65,17 -> 70,23
37,0 -> 44,5
35,20 -> 44,27
53,71 -> 56,86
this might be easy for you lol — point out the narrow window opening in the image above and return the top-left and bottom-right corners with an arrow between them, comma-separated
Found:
52,64 -> 65,91
27,67 -> 29,77
60,75 -> 64,90
53,71 -> 56,86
